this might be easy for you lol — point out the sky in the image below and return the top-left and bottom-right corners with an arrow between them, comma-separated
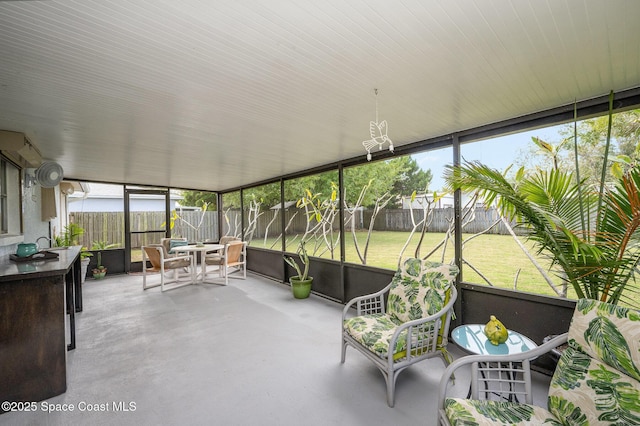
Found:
414,124 -> 566,191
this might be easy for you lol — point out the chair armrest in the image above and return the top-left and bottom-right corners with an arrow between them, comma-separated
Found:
437,332 -> 568,411
342,282 -> 393,321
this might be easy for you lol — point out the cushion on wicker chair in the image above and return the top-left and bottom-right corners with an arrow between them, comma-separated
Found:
342,258 -> 459,407
343,259 -> 458,360
343,313 -> 406,359
444,398 -> 556,426
547,299 -> 640,425
388,259 -> 457,323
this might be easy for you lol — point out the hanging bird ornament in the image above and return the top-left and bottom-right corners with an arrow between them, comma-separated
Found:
362,89 -> 394,161
363,120 -> 393,161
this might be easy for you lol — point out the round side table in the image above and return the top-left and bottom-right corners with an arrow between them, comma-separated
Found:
451,324 -> 538,402
451,324 -> 537,356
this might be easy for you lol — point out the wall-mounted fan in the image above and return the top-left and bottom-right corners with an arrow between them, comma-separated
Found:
25,161 -> 64,188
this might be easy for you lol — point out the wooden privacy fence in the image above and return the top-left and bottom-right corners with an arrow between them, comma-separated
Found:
168,211 -> 218,243
70,207 -> 521,248
363,208 -> 526,235
228,206 -> 525,238
70,212 -> 125,249
70,211 -> 218,249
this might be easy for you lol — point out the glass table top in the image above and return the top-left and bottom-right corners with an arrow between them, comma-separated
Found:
451,324 -> 538,356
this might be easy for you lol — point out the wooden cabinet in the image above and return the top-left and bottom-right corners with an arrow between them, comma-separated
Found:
0,246 -> 80,408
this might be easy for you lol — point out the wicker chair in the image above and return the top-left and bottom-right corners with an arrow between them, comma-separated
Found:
438,298 -> 640,425
341,258 -> 459,407
142,244 -> 194,292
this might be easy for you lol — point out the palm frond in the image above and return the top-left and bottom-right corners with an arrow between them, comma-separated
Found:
445,161 -> 640,308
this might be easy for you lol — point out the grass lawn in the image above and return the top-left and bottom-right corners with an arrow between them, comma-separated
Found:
131,249 -> 143,263
130,230 -> 636,307
255,231 -> 575,300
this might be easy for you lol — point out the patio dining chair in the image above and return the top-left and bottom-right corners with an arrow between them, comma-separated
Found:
142,244 -> 194,292
341,258 -> 459,407
202,236 -> 239,268
203,236 -> 239,261
160,237 -> 188,257
203,240 -> 247,285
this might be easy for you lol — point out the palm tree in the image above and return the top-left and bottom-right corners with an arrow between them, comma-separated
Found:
444,161 -> 640,307
447,93 -> 640,307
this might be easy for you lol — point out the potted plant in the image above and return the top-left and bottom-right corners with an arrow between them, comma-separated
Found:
284,240 -> 313,299
91,240 -> 118,279
80,248 -> 92,283
53,224 -> 92,282
53,223 -> 84,247
92,254 -> 107,279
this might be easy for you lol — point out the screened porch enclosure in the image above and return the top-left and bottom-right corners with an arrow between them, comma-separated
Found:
61,88 -> 639,348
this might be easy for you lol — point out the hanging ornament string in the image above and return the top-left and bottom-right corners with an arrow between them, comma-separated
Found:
375,88 -> 379,125
362,88 -> 394,161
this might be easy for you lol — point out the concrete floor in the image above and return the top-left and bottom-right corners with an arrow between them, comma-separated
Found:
1,271 -> 551,426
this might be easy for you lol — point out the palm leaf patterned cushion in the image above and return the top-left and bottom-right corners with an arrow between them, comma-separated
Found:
387,258 -> 458,323
444,398 -> 557,425
445,298 -> 640,425
547,298 -> 640,425
343,258 -> 458,359
342,313 -> 406,359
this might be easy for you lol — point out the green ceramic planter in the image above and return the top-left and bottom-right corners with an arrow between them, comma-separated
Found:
16,243 -> 38,258
290,277 -> 313,299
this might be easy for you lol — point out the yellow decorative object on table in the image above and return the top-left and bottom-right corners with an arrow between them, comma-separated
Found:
484,315 -> 508,345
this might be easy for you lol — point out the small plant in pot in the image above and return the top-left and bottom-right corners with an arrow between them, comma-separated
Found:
53,224 -> 93,282
80,248 -> 93,283
91,240 -> 118,279
91,251 -> 107,279
284,240 -> 313,299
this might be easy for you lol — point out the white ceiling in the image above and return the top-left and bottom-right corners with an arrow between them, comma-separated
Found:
1,0 -> 639,191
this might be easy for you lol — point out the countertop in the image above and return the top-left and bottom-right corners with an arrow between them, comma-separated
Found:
0,245 -> 81,282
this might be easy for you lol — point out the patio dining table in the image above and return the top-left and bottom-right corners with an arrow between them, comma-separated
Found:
170,244 -> 223,284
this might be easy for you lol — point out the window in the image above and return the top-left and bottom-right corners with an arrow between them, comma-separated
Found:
173,189 -> 218,243
283,170 -> 340,258
242,181 -> 281,248
0,156 -> 22,239
220,191 -> 241,238
458,109 -> 640,300
458,127 -> 566,296
342,148 -> 454,270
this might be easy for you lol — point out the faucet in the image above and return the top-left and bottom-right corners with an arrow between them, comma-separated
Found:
36,236 -> 51,249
